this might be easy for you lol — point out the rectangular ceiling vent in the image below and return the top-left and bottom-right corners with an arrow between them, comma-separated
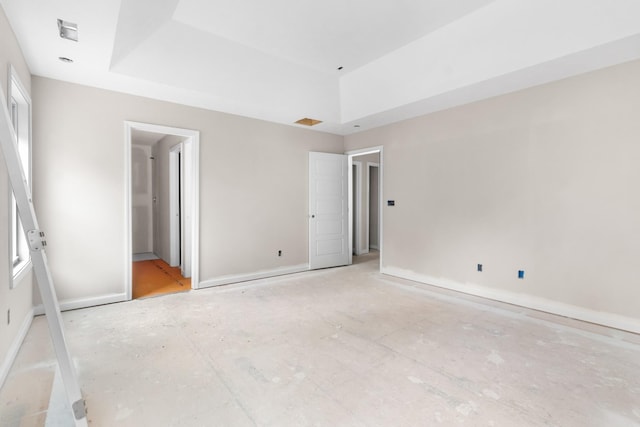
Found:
295,118 -> 322,126
57,19 -> 78,42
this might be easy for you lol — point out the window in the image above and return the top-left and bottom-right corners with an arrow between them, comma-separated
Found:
8,66 -> 32,288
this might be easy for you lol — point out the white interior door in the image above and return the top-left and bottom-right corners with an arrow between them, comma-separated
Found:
309,152 -> 349,269
169,144 -> 181,268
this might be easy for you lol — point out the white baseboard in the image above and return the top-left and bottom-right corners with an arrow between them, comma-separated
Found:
370,245 -> 379,250
382,266 -> 640,334
34,293 -> 128,316
0,308 -> 34,389
198,264 -> 310,289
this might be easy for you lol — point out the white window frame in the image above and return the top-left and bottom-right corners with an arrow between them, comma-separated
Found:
7,65 -> 32,288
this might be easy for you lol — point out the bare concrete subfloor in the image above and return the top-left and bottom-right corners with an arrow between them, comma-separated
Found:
1,252 -> 640,426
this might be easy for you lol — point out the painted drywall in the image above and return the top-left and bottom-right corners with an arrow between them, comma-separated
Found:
340,0 -> 640,124
31,77 -> 343,303
0,5 -> 33,384
152,134 -> 184,264
345,59 -> 640,325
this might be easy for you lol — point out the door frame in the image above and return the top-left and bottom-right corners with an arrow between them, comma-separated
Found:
124,121 -> 200,300
346,147 -> 383,269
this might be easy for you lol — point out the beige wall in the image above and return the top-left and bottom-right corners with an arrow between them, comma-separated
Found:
0,6 -> 33,382
32,77 -> 343,301
345,59 -> 640,326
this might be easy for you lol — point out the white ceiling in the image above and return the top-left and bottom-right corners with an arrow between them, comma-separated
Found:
2,0 -> 640,135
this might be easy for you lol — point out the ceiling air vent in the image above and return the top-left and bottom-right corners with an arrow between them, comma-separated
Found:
295,118 -> 322,126
57,19 -> 78,42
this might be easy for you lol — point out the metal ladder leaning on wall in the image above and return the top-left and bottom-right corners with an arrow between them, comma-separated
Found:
0,87 -> 88,426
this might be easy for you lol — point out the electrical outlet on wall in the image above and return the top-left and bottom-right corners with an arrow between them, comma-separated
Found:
278,250 -> 282,257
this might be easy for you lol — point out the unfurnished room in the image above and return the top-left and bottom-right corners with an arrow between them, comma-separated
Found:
0,1 -> 639,426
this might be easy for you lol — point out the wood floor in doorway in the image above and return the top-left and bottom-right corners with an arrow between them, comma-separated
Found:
132,259 -> 191,299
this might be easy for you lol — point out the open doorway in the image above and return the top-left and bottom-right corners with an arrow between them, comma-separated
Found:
347,147 -> 383,270
125,122 -> 200,299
